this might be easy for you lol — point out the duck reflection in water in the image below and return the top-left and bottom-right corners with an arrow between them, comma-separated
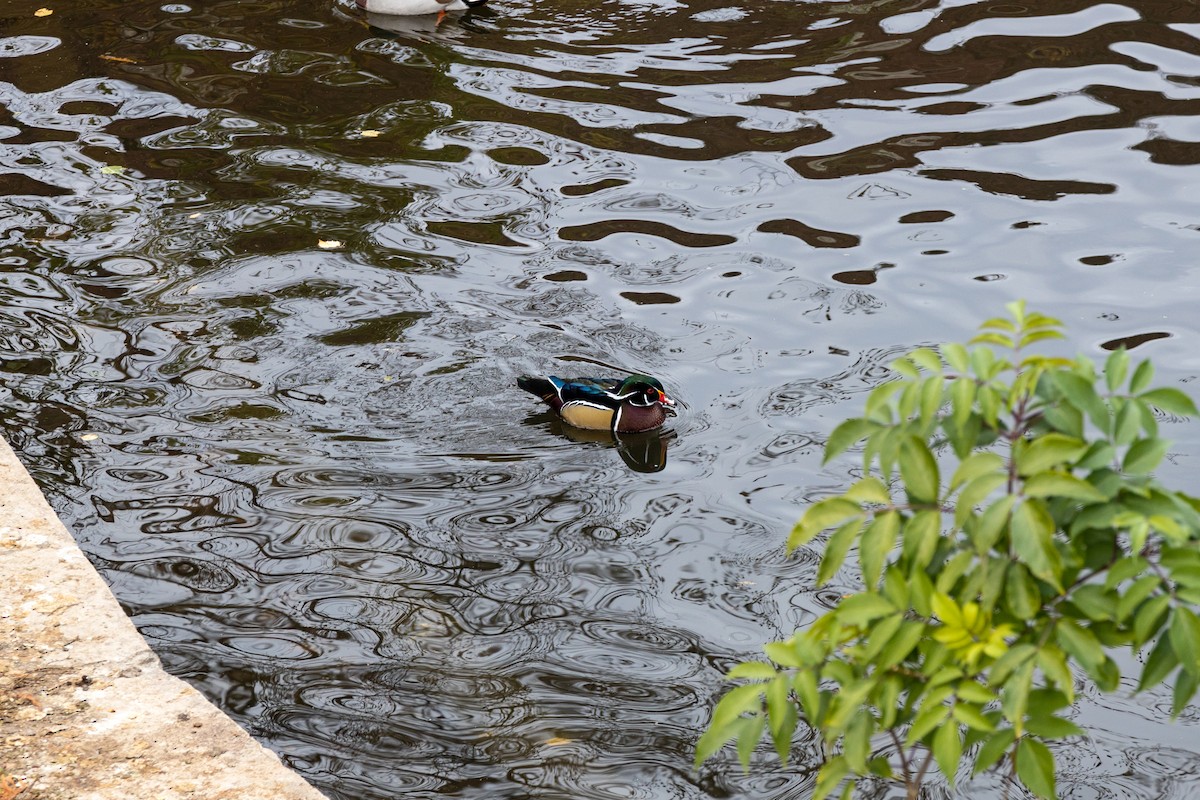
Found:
523,413 -> 672,473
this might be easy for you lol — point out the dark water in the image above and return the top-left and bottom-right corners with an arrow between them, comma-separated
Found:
5,0 -> 1200,797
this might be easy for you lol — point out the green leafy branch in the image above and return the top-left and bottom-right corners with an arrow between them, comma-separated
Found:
696,301 -> 1200,800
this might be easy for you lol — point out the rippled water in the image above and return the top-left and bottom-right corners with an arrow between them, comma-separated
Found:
6,0 -> 1200,797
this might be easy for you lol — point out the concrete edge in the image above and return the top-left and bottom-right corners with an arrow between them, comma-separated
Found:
0,434 -> 329,800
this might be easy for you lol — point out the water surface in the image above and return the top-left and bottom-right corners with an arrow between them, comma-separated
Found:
5,0 -> 1200,797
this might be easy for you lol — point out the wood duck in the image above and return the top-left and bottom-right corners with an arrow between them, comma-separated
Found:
518,374 -> 676,434
356,0 -> 487,15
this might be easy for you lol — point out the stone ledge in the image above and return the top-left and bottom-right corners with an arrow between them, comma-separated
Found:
0,435 -> 328,800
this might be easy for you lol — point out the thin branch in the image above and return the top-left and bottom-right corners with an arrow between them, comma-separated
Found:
888,729 -> 912,788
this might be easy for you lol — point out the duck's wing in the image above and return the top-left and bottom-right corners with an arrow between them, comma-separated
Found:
551,376 -> 623,408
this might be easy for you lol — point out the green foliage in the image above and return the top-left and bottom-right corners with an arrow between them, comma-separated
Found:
697,301 -> 1200,799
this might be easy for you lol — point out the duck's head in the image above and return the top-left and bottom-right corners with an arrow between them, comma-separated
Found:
617,374 -> 676,414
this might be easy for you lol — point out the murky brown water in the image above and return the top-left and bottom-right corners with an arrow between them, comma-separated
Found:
5,0 -> 1200,797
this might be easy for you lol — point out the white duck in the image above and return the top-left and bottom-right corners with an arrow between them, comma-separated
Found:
357,0 -> 487,15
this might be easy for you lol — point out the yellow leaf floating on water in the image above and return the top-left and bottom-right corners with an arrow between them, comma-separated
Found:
80,434 -> 99,442
360,130 -> 382,138
100,165 -> 125,175
317,239 -> 344,249
542,737 -> 573,747
101,54 -> 138,64
35,8 -> 53,16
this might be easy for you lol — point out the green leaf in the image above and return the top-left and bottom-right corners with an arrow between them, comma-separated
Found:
836,593 -> 897,627
970,494 -> 1015,554
1105,348 -> 1130,393
790,498 -> 863,551
813,756 -> 850,800
951,702 -> 994,732
905,698 -> 950,746
1123,438 -> 1169,475
900,436 -> 940,504
1114,400 -> 1141,446
1055,372 -> 1111,433
1003,564 -> 1042,620
1041,402 -> 1083,438
867,756 -> 894,779
1070,584 -> 1115,622
862,613 -> 904,661
844,476 -> 891,504
1016,738 -> 1056,799
973,728 -> 1015,775
1134,594 -> 1171,646
695,718 -> 739,768
860,511 -> 900,588
1170,607 -> 1200,676
1139,387 -> 1199,417
919,375 -> 946,430
726,662 -> 778,680
1036,645 -> 1074,702
1138,634 -> 1179,692
1106,555 -> 1150,589
910,347 -> 944,375
736,714 -> 765,768
1019,328 -> 1064,348
842,711 -> 872,773
986,310 -> 1020,331
1016,434 -> 1089,477
998,659 -> 1035,734
709,684 -> 765,731
763,641 -> 804,668
825,418 -> 876,463
950,376 -> 976,429
1011,499 -> 1063,589
765,674 -> 794,745
957,471 -> 1008,529
1173,665 -> 1200,717
817,517 -> 864,585
1077,440 -> 1115,470
935,550 -> 975,594
970,332 -> 1014,348
942,342 -> 969,373
1057,620 -> 1104,674
909,569 -> 934,617
1025,714 -> 1084,739
1022,471 -> 1107,502
1135,398 -> 1159,439
950,452 -> 1004,494
1116,576 -> 1161,622
902,510 -> 942,571
956,680 -> 995,704
874,619 -> 926,671
990,643 -> 1036,687
1129,359 -> 1155,395
932,718 -> 963,786
793,670 -> 820,721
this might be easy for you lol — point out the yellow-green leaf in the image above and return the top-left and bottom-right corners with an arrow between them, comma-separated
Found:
1016,434 -> 1088,477
860,511 -> 900,588
1011,499 -> 1063,589
1016,737 -> 1056,800
1022,471 -> 1106,502
932,719 -> 963,786
900,436 -> 940,504
1139,387 -> 1199,417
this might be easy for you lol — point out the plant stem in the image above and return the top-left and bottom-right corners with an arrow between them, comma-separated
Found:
889,729 -> 912,789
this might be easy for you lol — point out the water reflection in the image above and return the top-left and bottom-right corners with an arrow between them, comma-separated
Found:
543,415 -> 671,473
6,0 -> 1200,798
